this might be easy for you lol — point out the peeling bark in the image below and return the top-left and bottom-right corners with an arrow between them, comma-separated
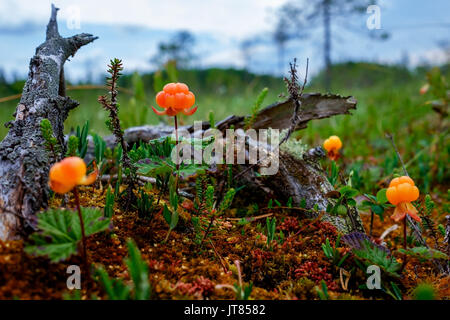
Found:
0,5 -> 97,240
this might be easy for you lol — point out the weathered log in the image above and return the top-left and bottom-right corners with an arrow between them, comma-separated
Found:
98,94 -> 356,147
0,5 -> 97,240
95,93 -> 363,233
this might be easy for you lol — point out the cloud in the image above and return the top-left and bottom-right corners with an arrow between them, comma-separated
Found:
0,0 -> 288,39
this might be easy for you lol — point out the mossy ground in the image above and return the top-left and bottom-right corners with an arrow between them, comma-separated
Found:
0,182 -> 448,300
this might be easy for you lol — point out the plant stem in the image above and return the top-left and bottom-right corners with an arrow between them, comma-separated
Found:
73,187 -> 90,291
403,218 -> 407,250
174,115 -> 180,192
401,217 -> 408,271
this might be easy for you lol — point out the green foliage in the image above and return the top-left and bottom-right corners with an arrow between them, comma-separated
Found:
316,280 -> 329,300
265,217 -> 284,250
96,268 -> 132,300
40,118 -> 60,159
234,282 -> 253,300
96,240 -> 151,300
104,186 -> 115,218
384,282 -> 402,300
25,208 -> 110,262
132,137 -> 209,180
398,246 -> 448,263
219,188 -> 236,213
360,188 -> 392,222
76,121 -> 89,159
352,240 -> 401,278
327,160 -> 339,187
93,134 -> 106,164
328,186 -> 359,216
321,235 -> 349,267
194,173 -> 208,213
66,135 -> 79,157
208,110 -> 215,129
162,176 -> 179,242
125,240 -> 151,300
412,283 -> 436,300
135,189 -> 155,219
205,185 -> 215,211
244,87 -> 268,129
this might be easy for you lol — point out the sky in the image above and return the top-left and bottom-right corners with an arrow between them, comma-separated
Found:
0,0 -> 449,82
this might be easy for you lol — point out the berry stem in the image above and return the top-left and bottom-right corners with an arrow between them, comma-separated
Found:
73,187 -> 90,292
174,115 -> 180,190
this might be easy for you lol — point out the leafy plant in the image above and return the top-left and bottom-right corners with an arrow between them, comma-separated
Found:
360,188 -> 392,235
104,186 -> 115,218
66,135 -> 79,157
135,189 -> 155,219
266,217 -> 276,250
198,186 -> 236,246
134,136 -> 209,180
162,175 -> 180,242
93,134 -> 106,165
244,87 -> 268,130
353,240 -> 401,277
342,232 -> 401,277
327,160 -> 339,186
75,120 -> 89,159
321,235 -> 349,267
98,58 -> 136,206
412,283 -> 436,300
398,246 -> 448,263
96,240 -> 151,300
328,185 -> 359,217
316,280 -> 329,300
383,281 -> 402,300
40,118 -> 60,161
25,208 -> 110,262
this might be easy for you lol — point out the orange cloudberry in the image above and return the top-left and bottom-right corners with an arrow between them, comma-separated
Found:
151,82 -> 197,116
323,135 -> 342,160
386,176 -> 421,222
49,157 -> 98,194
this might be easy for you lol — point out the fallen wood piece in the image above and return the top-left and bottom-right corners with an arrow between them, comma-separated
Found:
0,5 -> 97,240
91,92 -> 362,234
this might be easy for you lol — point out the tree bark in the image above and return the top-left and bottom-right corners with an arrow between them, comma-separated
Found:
0,4 -> 97,240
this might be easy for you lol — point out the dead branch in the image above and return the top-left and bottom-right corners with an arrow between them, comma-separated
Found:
0,4 -> 97,240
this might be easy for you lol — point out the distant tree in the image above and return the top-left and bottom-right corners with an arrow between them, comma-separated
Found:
273,17 -> 290,74
0,68 -> 6,85
240,38 -> 257,70
151,30 -> 196,69
276,0 -> 388,91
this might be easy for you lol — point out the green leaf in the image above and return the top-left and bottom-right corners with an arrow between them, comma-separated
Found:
25,208 -> 111,262
96,267 -> 132,300
339,186 -> 359,198
352,240 -> 401,277
162,204 -> 172,225
125,240 -> 151,300
398,246 -> 449,262
371,204 -> 384,215
170,211 -> 179,230
376,189 -> 388,204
